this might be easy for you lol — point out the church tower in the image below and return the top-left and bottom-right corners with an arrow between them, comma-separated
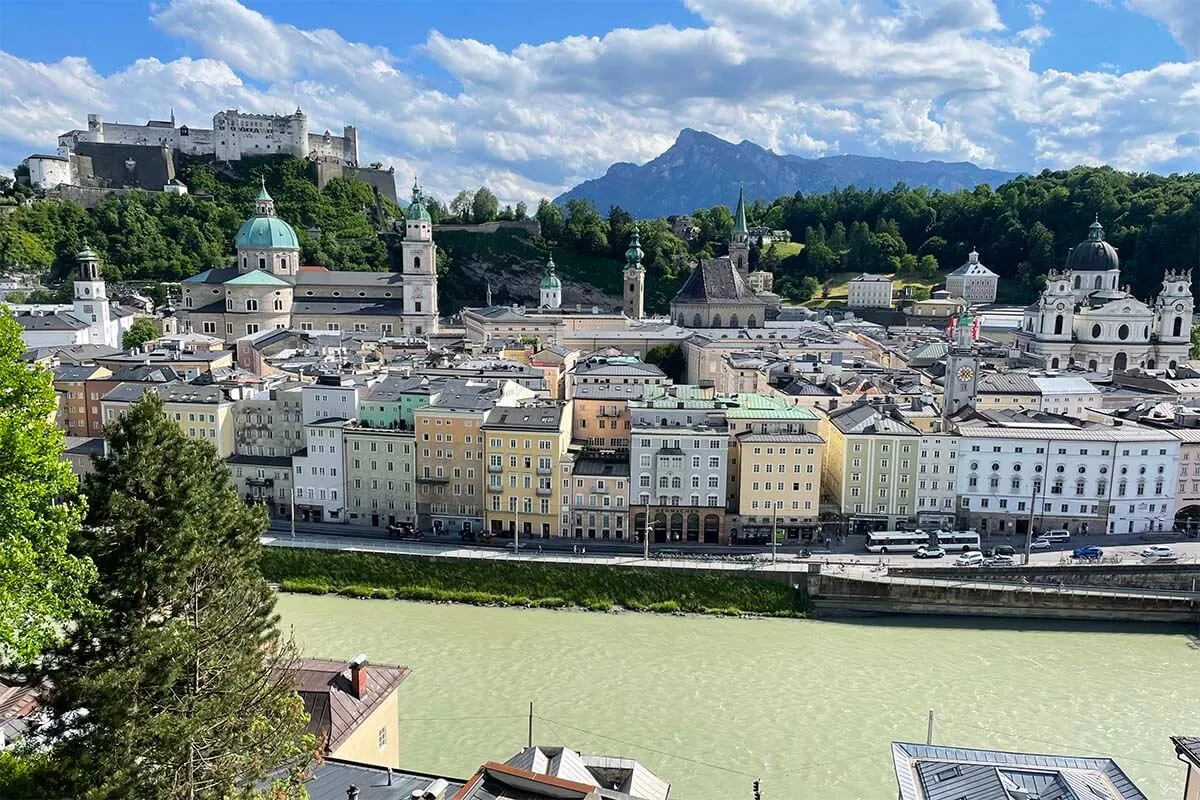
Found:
729,184 -> 750,276
539,256 -> 562,309
401,179 -> 439,335
623,225 -> 645,320
1155,269 -> 1193,348
73,240 -> 113,346
942,311 -> 980,416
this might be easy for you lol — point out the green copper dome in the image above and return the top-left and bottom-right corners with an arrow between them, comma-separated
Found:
540,257 -> 561,289
235,215 -> 299,250
406,200 -> 432,222
76,239 -> 99,262
624,226 -> 644,269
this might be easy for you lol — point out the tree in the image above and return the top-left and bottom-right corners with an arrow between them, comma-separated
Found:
3,290 -> 25,304
0,309 -> 95,666
1191,323 -> 1200,360
908,285 -> 932,301
472,186 -> 499,224
121,317 -> 158,350
449,189 -> 475,222
645,344 -> 686,383
514,201 -> 528,220
565,199 -> 608,254
535,199 -> 565,242
606,206 -> 633,257
917,254 -> 939,278
758,242 -> 782,272
35,393 -> 311,799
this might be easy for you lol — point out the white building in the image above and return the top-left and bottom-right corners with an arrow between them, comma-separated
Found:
847,274 -> 894,309
974,374 -> 1102,419
945,250 -> 998,304
13,243 -> 137,349
25,154 -> 72,188
290,375 -> 365,523
1016,218 -> 1193,373
917,432 -> 959,528
955,412 -> 1179,536
539,257 -> 562,310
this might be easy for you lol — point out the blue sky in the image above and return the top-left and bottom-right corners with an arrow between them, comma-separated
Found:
1,0 -> 1198,204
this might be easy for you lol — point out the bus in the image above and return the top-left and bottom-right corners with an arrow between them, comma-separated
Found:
865,531 -> 932,553
864,530 -> 980,554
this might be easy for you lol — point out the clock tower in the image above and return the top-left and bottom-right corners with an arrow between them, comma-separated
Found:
943,311 -> 980,416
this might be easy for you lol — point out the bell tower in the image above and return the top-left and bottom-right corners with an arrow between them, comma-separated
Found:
942,311 -> 980,416
401,179 -> 438,335
1156,269 -> 1193,344
623,225 -> 645,320
729,183 -> 750,275
73,240 -> 113,346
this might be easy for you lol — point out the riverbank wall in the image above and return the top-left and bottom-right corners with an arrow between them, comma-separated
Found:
260,548 -> 808,616
888,563 -> 1200,591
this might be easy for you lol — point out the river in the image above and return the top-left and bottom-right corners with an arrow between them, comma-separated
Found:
277,594 -> 1199,799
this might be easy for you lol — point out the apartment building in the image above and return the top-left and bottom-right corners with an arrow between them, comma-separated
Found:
52,363 -> 110,437
345,426 -> 417,529
228,453 -> 292,518
99,381 -> 236,457
823,401 -> 923,531
565,356 -> 668,399
954,410 -> 1180,535
568,458 -> 630,540
734,432 -> 825,541
974,374 -> 1102,419
570,383 -> 644,452
529,344 -> 578,399
233,382 -> 304,457
293,418 -> 349,523
917,432 -> 958,528
846,273 -> 893,309
483,402 -> 573,538
415,379 -> 534,534
357,375 -> 436,430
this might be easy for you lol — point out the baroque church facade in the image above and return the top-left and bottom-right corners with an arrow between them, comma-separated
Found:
179,180 -> 438,342
1016,218 -> 1193,373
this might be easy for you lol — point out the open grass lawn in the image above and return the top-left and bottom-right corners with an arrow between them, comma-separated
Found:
771,241 -> 804,259
805,269 -> 951,306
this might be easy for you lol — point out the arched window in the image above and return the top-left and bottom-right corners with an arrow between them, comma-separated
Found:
729,314 -> 740,328
630,283 -> 636,292
241,257 -> 247,270
1091,323 -> 1101,338
258,257 -> 266,270
1147,359 -> 1156,369
245,298 -> 258,311
414,256 -> 421,269
1026,319 -> 1033,332
1170,360 -> 1178,369
273,298 -> 283,311
1174,316 -> 1183,337
1114,352 -> 1127,371
1073,275 -> 1081,289
671,477 -> 681,489
1054,315 -> 1064,335
693,314 -> 702,327
185,296 -> 192,308
1143,325 -> 1150,339
677,315 -> 685,326
747,315 -> 757,328
279,256 -> 287,271
1094,275 -> 1102,289
658,477 -> 669,489
712,314 -> 722,327
1117,324 -> 1129,340
1088,359 -> 1098,371
1050,358 -> 1059,369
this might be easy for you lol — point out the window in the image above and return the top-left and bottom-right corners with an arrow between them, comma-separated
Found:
378,727 -> 388,750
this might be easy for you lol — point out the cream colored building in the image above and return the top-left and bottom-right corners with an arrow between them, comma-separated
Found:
295,656 -> 408,769
483,401 -> 573,538
345,426 -> 416,529
973,374 -> 1102,419
734,432 -> 825,541
822,401 -> 922,530
100,381 -> 235,457
847,274 -> 894,309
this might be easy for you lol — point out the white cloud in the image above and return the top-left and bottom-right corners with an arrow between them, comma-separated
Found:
1128,0 -> 1200,58
1,0 -> 1198,208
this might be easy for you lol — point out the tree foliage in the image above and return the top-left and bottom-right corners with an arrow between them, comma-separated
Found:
645,343 -> 686,383
33,393 -> 311,799
0,309 -> 95,666
121,317 -> 159,351
471,186 -> 499,224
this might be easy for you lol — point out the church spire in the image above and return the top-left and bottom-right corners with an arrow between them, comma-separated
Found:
624,225 -> 644,271
254,176 -> 276,217
733,182 -> 748,235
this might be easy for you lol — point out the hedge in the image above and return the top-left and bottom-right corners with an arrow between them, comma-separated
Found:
264,548 -> 807,617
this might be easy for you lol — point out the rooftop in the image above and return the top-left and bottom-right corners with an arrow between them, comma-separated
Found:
572,459 -> 631,478
672,257 -> 761,304
891,741 -> 1146,800
484,403 -> 567,431
297,759 -> 464,800
293,656 -> 410,753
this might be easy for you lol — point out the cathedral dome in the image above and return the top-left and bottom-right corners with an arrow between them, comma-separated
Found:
540,257 -> 562,289
1066,217 -> 1119,272
235,215 -> 299,250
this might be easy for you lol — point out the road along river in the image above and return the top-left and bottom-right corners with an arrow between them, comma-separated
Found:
277,594 -> 1199,799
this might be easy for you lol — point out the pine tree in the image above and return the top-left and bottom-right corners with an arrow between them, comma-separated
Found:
37,393 -> 312,800
0,309 -> 96,665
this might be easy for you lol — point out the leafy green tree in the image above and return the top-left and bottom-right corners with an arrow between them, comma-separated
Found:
35,393 -> 311,799
472,186 -> 499,223
607,206 -> 633,257
908,285 -> 932,301
121,317 -> 159,350
799,275 -> 821,301
0,309 -> 95,665
514,201 -> 528,220
565,199 -> 608,254
645,343 -> 686,383
899,253 -> 918,275
758,242 -> 782,272
535,199 -> 565,242
846,221 -> 875,271
917,254 -> 939,278
827,221 -> 847,256
449,189 -> 475,222
1191,323 -> 1200,360
3,290 -> 25,304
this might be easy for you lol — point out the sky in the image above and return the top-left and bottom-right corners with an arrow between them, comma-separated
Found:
1,0 -> 1199,207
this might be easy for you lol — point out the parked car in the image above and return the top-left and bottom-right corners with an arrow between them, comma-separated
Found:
954,551 -> 985,567
1141,545 -> 1179,561
1072,546 -> 1104,560
914,546 -> 946,559
985,554 -> 1015,566
1030,538 -> 1053,550
987,545 -> 1017,557
1039,529 -> 1071,542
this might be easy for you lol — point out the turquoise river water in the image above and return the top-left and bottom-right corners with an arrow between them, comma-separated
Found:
277,594 -> 1199,799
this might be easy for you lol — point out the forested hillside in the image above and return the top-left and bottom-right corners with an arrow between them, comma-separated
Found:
2,161 -> 1197,313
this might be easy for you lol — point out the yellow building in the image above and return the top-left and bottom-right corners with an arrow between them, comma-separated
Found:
822,400 -> 922,531
483,401 -> 572,538
414,379 -> 534,534
99,381 -> 235,457
295,655 -> 409,769
570,383 -> 644,452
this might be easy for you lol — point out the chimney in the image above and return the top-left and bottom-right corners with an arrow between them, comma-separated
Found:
347,786 -> 359,800
350,653 -> 368,699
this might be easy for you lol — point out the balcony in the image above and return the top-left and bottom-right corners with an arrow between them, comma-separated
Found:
537,486 -> 553,497
417,474 -> 449,484
487,464 -> 503,474
537,466 -> 552,475
487,483 -> 504,493
246,476 -> 274,488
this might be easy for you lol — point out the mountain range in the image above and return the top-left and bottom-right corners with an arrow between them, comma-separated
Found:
555,129 -> 1021,218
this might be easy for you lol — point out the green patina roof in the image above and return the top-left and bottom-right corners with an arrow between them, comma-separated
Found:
235,215 -> 299,250
406,178 -> 432,222
625,225 -> 644,270
540,257 -> 561,289
733,184 -> 748,234
256,182 -> 272,202
76,239 -> 99,262
225,270 -> 291,286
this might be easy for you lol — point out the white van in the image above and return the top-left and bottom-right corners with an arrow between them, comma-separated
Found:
1038,529 -> 1071,542
954,551 -> 984,567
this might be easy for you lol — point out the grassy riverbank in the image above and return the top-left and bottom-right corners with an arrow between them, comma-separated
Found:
261,549 -> 807,617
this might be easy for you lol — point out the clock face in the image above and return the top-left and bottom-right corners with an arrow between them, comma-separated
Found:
958,366 -> 974,382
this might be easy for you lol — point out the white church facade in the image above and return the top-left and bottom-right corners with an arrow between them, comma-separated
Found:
1016,218 -> 1193,373
12,243 -> 137,349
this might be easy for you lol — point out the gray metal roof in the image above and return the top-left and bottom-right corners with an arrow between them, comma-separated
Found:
1174,736 -> 1200,766
572,459 -> 631,477
891,741 -> 1147,800
101,381 -> 227,405
294,658 -> 410,752
484,404 -> 566,431
571,384 -> 649,400
294,270 -> 405,287
53,364 -> 106,382
15,311 -> 89,331
672,257 -> 761,303
827,403 -> 921,436
297,758 -> 465,800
